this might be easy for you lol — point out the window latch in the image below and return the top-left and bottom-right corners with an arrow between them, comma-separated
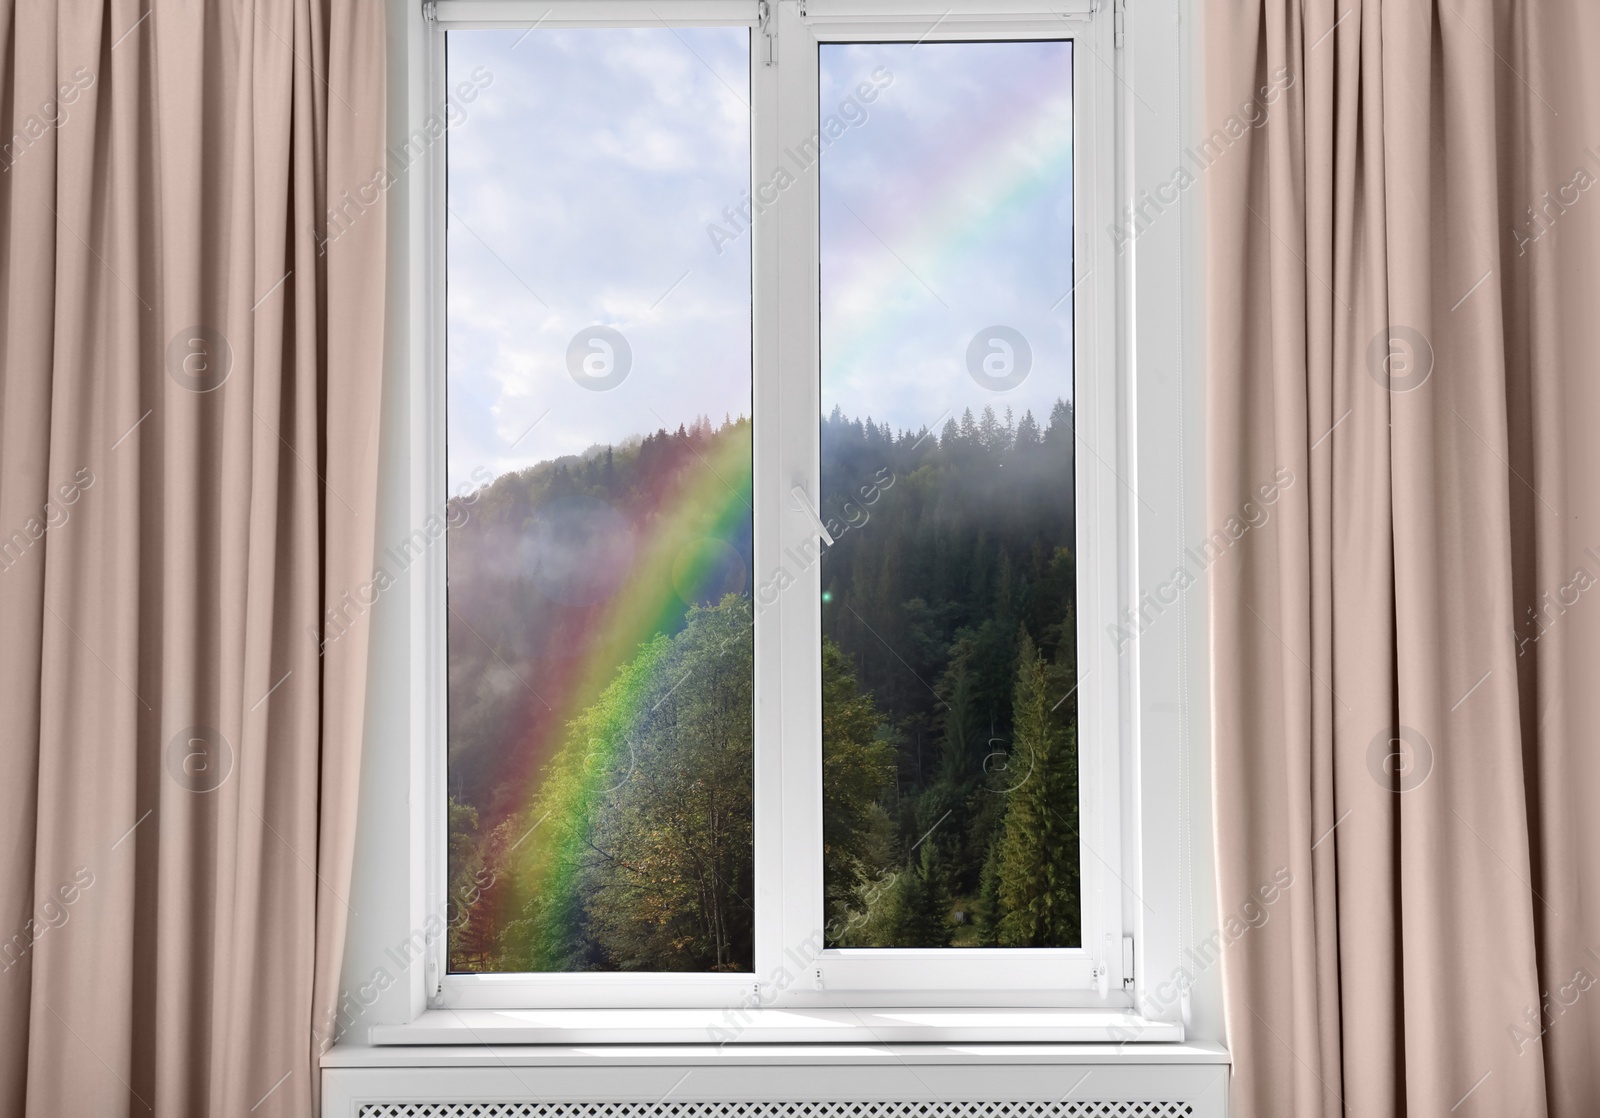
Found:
1114,0 -> 1126,49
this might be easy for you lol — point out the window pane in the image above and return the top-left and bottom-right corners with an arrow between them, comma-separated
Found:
818,41 -> 1079,949
445,28 -> 754,973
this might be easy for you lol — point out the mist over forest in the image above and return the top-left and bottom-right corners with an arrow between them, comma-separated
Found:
447,402 -> 1080,971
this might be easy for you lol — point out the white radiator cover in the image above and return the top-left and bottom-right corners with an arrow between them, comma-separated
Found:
322,1047 -> 1229,1118
353,1104 -> 1199,1117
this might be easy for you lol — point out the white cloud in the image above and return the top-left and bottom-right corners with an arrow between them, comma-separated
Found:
443,30 -> 1076,489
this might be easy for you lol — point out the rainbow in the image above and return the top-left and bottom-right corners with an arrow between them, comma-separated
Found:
821,41 -> 1075,375
496,428 -> 752,969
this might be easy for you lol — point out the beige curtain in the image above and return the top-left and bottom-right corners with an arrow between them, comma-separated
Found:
0,1 -> 385,1115
1209,0 -> 1600,1114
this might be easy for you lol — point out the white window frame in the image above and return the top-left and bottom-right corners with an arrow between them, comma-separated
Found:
414,0 -> 1144,1017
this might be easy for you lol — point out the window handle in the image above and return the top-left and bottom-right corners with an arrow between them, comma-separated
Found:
790,485 -> 835,546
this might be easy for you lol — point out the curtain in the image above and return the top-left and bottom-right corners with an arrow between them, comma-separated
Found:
1208,0 -> 1600,1114
0,1 -> 385,1115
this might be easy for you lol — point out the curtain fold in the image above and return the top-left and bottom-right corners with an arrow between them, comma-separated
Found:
0,2 -> 386,1115
1208,1 -> 1600,1114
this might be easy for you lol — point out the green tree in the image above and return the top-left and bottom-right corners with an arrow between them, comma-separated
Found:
895,842 -> 952,947
493,630 -> 678,972
582,596 -> 756,970
446,798 -> 482,926
821,639 -> 897,939
993,630 -> 1081,947
447,798 -> 495,970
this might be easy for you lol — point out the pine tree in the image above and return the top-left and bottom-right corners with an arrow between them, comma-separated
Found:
1045,400 -> 1074,455
821,639 -> 896,938
897,842 -> 951,947
978,405 -> 1002,451
1016,410 -> 1041,449
993,630 -> 1081,947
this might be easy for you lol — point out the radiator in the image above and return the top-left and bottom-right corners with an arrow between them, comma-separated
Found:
353,1105 -> 1200,1118
322,1054 -> 1229,1118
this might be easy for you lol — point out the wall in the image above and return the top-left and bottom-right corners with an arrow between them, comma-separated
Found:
332,0 -> 435,1048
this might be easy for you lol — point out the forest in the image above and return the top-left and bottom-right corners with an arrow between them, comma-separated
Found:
446,401 -> 1081,972
818,400 -> 1080,947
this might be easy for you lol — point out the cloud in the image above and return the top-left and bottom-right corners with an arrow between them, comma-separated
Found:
446,27 -> 753,488
444,31 -> 1078,488
819,40 -> 1076,435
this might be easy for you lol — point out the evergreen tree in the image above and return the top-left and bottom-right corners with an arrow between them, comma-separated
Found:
993,630 -> 1081,947
1045,399 -> 1074,454
958,407 -> 978,445
821,639 -> 897,939
1015,409 -> 1041,449
896,842 -> 952,947
977,405 -> 1003,451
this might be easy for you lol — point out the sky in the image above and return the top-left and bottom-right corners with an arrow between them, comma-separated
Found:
819,40 -> 1075,438
445,30 -> 1074,491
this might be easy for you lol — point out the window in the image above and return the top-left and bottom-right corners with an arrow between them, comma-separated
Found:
443,25 -> 756,977
422,0 -> 1127,1012
817,39 -> 1078,953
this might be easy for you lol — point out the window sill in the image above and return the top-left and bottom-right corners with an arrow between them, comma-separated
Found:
361,1006 -> 1187,1049
323,1036 -> 1230,1118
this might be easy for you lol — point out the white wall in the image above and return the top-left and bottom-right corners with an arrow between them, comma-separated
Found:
1123,0 -> 1226,1047
333,0 -> 435,1046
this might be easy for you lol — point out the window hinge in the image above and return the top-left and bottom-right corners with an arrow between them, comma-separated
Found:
1113,0 -> 1126,49
422,0 -> 438,21
1122,935 -> 1135,988
759,0 -> 777,66
1094,932 -> 1111,999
